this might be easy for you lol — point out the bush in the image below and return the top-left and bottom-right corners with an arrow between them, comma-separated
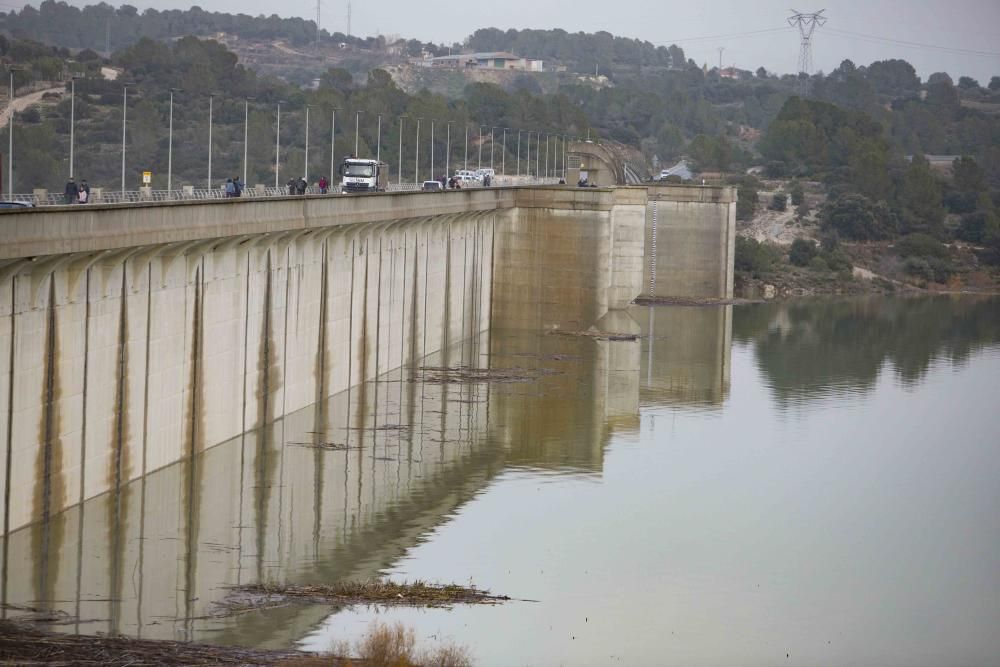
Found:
789,181 -> 805,206
823,249 -> 853,272
737,187 -> 759,221
764,161 -> 788,177
895,233 -> 948,259
735,236 -> 781,275
822,193 -> 899,240
903,256 -> 954,283
808,256 -> 830,271
769,193 -> 788,211
789,238 -> 819,266
956,211 -> 999,243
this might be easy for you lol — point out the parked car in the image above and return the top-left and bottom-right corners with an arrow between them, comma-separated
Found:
455,169 -> 482,182
475,168 -> 496,180
421,180 -> 443,191
0,200 -> 35,209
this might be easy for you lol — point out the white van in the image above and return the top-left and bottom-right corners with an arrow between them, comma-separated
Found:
455,169 -> 482,182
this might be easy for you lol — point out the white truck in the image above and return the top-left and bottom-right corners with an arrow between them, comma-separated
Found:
339,158 -> 388,193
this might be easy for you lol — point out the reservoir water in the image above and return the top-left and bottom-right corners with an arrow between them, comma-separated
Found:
4,296 -> 999,666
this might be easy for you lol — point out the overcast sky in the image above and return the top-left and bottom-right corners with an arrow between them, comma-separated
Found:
58,0 -> 1000,83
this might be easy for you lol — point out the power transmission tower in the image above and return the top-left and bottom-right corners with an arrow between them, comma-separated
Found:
717,47 -> 725,71
787,9 -> 827,84
346,1 -> 352,37
315,0 -> 321,51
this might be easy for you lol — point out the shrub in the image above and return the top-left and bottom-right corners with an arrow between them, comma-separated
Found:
956,211 -> 999,243
735,236 -> 781,275
903,256 -> 954,283
808,256 -> 830,271
789,181 -> 805,206
737,187 -> 759,221
769,193 -> 788,211
823,249 -> 853,272
789,238 -> 819,266
895,233 -> 948,259
822,193 -> 899,240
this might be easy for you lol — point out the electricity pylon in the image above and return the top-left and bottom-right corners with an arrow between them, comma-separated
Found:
787,9 -> 827,80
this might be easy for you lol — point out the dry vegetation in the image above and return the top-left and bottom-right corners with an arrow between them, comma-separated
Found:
413,365 -> 561,384
280,620 -> 473,667
218,579 -> 511,616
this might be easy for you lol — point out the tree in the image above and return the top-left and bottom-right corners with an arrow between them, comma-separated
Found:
952,156 -> 985,192
769,193 -> 787,211
822,193 -> 899,240
789,181 -> 805,206
957,76 -> 980,90
736,186 -> 758,221
789,238 -> 818,266
990,76 -> 1000,91
899,154 -> 945,235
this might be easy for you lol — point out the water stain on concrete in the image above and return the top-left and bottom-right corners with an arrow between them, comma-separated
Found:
254,250 -> 281,581
31,275 -> 66,608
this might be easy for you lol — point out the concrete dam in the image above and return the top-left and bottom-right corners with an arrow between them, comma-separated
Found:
0,184 -> 735,637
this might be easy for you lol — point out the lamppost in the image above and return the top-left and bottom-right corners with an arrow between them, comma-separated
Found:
376,113 -> 382,162
69,74 -> 82,179
562,134 -> 567,180
120,82 -> 134,195
445,120 -> 453,179
208,93 -> 214,189
544,133 -> 549,180
525,131 -> 531,178
242,97 -> 254,187
354,110 -> 361,156
477,125 -> 483,171
516,130 -> 521,177
414,118 -> 421,184
535,130 -> 540,178
275,100 -> 284,189
489,127 -> 495,172
330,107 -> 340,185
501,128 -> 507,176
167,87 -> 180,194
430,119 -> 435,181
304,104 -> 312,183
7,66 -> 23,197
397,115 -> 405,185
464,125 -> 469,171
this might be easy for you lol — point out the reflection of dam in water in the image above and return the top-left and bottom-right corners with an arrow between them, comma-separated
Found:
1,301 -> 735,647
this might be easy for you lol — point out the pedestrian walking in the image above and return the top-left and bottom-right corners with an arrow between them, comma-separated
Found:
318,176 -> 328,194
232,176 -> 242,197
64,177 -> 79,204
225,178 -> 236,197
79,179 -> 91,204
296,176 -> 307,195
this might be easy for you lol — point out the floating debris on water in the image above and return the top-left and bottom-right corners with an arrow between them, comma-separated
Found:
217,579 -> 512,616
413,366 -> 561,384
546,330 -> 640,342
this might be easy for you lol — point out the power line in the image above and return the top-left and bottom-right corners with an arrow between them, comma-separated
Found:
824,27 -> 1000,58
659,26 -> 792,44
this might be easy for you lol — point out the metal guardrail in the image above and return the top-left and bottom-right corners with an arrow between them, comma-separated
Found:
6,176 -> 562,208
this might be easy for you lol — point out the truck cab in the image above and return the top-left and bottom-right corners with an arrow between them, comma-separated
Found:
340,158 -> 388,193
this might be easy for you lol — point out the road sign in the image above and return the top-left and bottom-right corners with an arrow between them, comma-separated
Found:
142,171 -> 152,185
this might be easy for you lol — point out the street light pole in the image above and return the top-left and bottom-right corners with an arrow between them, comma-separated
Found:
376,114 -> 382,162
304,104 -> 311,182
563,134 -> 567,180
464,125 -> 468,171
430,119 -> 435,181
445,121 -> 452,179
489,127 -> 495,172
354,110 -> 361,156
535,131 -> 540,178
242,96 -> 253,187
397,115 -> 404,184
414,118 -> 421,184
525,131 -> 531,178
167,88 -> 178,193
477,126 -> 483,171
330,107 -> 339,185
208,93 -> 214,189
120,83 -> 130,195
275,101 -> 283,189
69,75 -> 82,179
544,133 -> 549,180
501,128 -> 507,176
516,130 -> 521,177
7,66 -> 22,197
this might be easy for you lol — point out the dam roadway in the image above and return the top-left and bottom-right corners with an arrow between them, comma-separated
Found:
0,183 -> 735,640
